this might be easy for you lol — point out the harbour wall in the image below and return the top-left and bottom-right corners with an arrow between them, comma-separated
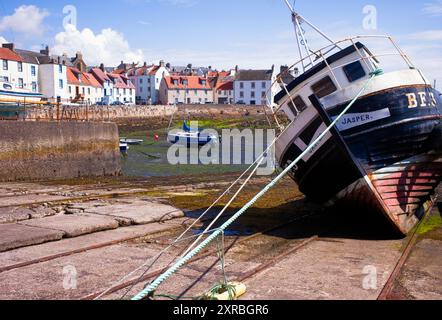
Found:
0,121 -> 121,182
23,104 -> 266,122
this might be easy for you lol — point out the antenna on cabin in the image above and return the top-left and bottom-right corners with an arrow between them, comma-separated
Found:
282,0 -> 342,73
434,79 -> 437,90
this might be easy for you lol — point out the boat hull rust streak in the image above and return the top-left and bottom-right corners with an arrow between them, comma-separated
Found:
279,85 -> 442,234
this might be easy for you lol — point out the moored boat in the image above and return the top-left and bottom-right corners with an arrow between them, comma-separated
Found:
272,1 -> 442,235
0,81 -> 44,103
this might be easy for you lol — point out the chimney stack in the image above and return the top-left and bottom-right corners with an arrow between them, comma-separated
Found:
2,43 -> 14,51
159,60 -> 165,67
40,45 -> 49,56
100,63 -> 105,72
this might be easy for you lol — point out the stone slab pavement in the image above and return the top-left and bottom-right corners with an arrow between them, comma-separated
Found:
80,200 -> 185,225
0,224 -> 65,252
0,218 -> 189,271
19,214 -> 120,238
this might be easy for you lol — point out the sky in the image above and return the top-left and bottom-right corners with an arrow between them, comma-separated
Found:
0,0 -> 441,84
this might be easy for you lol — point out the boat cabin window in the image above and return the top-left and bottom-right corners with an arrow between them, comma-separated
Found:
311,76 -> 337,99
3,83 -> 12,90
343,61 -> 366,82
288,95 -> 308,115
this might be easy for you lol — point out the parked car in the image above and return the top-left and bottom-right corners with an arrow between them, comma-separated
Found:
96,101 -> 108,106
110,101 -> 124,106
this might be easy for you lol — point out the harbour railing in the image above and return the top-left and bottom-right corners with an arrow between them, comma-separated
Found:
266,35 -> 422,129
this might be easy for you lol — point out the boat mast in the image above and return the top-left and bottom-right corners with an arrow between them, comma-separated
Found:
283,0 -> 342,73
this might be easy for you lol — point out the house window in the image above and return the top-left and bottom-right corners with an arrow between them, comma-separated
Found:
194,90 -> 197,94
69,86 -> 72,94
251,82 -> 255,89
31,82 -> 37,92
59,65 -> 63,73
82,87 -> 85,94
140,87 -> 143,92
2,60 -> 8,70
262,82 -> 266,88
18,62 -> 23,72
240,82 -> 244,89
251,91 -> 255,98
343,61 -> 366,82
240,91 -> 244,98
3,76 -> 9,82
88,88 -> 91,94
261,91 -> 266,98
311,76 -> 337,99
31,66 -> 36,76
140,78 -> 143,84
18,78 -> 24,89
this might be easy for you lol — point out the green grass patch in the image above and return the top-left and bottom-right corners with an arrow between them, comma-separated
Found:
417,213 -> 442,235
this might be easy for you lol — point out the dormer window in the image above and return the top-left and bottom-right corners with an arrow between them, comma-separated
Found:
173,79 -> 178,86
201,79 -> 206,86
182,79 -> 188,86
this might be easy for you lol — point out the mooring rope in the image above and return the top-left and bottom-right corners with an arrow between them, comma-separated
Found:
132,69 -> 383,300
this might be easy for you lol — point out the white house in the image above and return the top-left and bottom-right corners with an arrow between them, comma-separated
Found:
67,67 -> 104,104
90,65 -> 114,105
13,46 -> 69,101
1,44 -> 39,95
108,73 -> 136,104
127,61 -> 170,104
233,67 -> 275,105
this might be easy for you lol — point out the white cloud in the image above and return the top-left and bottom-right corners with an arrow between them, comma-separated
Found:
410,30 -> 442,41
0,5 -> 49,35
0,36 -> 7,44
423,1 -> 442,16
162,0 -> 199,7
52,24 -> 144,67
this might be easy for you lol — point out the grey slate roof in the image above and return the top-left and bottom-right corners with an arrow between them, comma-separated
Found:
14,49 -> 74,66
236,69 -> 273,81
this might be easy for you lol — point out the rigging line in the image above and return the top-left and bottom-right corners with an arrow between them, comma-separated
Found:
131,69 -> 383,301
119,156 -> 265,299
179,156 -> 265,259
95,129 -> 285,300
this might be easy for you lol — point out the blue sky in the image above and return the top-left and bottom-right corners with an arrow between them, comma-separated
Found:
0,0 -> 441,84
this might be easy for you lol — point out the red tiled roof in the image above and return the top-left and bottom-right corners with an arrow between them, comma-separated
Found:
113,68 -> 126,75
109,73 -> 135,89
0,48 -> 23,62
164,76 -> 212,90
67,67 -> 103,88
217,81 -> 233,91
148,65 -> 160,75
67,68 -> 81,85
91,68 -> 111,83
84,72 -> 103,88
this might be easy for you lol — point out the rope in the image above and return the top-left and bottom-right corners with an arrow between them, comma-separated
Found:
96,124 -> 281,300
132,69 -> 383,301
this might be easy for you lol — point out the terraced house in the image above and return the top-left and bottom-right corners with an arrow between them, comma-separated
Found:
67,67 -> 103,104
127,61 -> 169,105
0,44 -> 40,98
159,75 -> 214,105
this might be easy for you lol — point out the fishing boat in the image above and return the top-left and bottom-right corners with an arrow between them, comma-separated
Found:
120,138 -> 144,145
120,142 -> 129,153
0,81 -> 43,102
167,121 -> 218,146
272,1 -> 442,235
